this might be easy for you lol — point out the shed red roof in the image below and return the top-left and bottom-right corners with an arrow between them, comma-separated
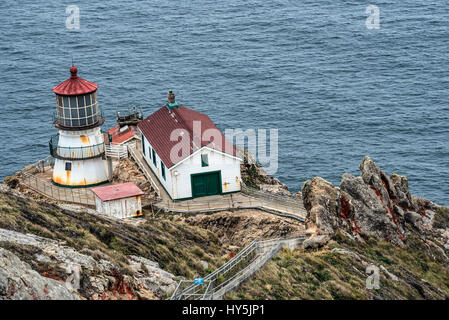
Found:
107,125 -> 139,145
53,65 -> 98,96
138,105 -> 239,168
91,182 -> 144,201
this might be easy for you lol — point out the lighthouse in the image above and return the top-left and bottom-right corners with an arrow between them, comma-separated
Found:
49,65 -> 109,187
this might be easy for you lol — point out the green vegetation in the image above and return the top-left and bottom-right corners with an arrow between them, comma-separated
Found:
0,189 -> 225,278
226,232 -> 449,300
433,206 -> 449,229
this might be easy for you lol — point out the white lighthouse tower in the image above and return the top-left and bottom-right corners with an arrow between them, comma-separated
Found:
50,65 -> 109,187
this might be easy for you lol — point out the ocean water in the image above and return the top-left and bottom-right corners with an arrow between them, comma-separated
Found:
1,1 -> 448,205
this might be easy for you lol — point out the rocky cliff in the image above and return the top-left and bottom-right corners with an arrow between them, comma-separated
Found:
2,155 -> 449,300
0,182 -> 304,300
302,156 -> 446,250
0,185 -> 231,300
228,156 -> 449,300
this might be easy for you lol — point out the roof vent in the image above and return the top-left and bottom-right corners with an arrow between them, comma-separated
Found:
119,125 -> 129,133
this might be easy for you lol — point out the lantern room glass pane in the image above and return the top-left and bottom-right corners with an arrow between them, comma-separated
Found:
63,96 -> 69,108
79,107 -> 86,118
78,96 -> 85,107
71,108 -> 78,118
70,96 -> 77,108
57,106 -> 63,118
85,94 -> 91,106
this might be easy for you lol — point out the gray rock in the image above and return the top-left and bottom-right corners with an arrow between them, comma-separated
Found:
380,265 -> 399,282
412,196 -> 438,212
331,248 -> 363,262
127,255 -> 178,297
422,210 -> 435,227
259,184 -> 292,196
200,260 -> 209,269
299,156 -> 438,246
340,173 -> 403,246
359,156 -> 394,206
405,211 -> 422,225
426,240 -> 449,261
0,248 -> 78,300
0,227 -> 178,299
302,177 -> 340,234
444,241 -> 449,251
390,173 -> 415,210
303,235 -> 330,249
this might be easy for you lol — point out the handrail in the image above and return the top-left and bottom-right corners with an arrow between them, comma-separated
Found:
49,134 -> 105,160
170,235 -> 306,300
241,183 -> 305,208
105,144 -> 128,159
20,171 -> 95,206
175,240 -> 260,300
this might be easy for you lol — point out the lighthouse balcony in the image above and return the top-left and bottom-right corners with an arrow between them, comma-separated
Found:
49,134 -> 105,160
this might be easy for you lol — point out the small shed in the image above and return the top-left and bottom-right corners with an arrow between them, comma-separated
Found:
91,182 -> 144,219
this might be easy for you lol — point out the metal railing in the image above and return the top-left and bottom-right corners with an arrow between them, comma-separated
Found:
241,183 -> 305,208
49,134 -> 105,160
106,143 -> 128,159
156,197 -> 306,221
22,155 -> 55,174
170,235 -> 306,300
20,171 -> 95,206
126,145 -> 306,220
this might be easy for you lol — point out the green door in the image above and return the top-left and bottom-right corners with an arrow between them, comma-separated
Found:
191,171 -> 222,198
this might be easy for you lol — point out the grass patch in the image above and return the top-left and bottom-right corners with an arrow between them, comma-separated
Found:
433,206 -> 449,229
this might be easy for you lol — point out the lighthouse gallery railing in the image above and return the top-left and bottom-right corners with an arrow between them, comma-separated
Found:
49,134 -> 105,160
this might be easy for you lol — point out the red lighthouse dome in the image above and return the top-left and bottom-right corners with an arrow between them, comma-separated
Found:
52,65 -> 98,96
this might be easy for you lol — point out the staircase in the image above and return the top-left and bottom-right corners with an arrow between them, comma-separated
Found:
127,144 -> 161,197
170,235 -> 306,300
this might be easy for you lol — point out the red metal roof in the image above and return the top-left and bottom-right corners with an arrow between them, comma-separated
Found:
91,182 -> 144,201
138,105 -> 239,168
107,125 -> 139,144
52,65 -> 98,96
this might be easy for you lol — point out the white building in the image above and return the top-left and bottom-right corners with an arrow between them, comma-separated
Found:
50,65 -> 109,187
91,182 -> 144,219
137,91 -> 242,200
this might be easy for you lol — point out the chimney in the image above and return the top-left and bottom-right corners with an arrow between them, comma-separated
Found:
167,90 -> 179,110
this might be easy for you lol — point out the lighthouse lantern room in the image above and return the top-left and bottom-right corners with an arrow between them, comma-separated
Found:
50,65 -> 109,187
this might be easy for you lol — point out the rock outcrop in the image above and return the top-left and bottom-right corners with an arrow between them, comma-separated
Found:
111,158 -> 157,203
0,228 -> 178,300
0,248 -> 78,300
183,209 -> 304,247
238,147 -> 290,194
302,177 -> 340,235
302,156 -> 440,247
302,235 -> 330,249
0,185 -> 231,300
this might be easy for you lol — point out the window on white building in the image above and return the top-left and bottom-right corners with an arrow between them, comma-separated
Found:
161,162 -> 166,180
152,149 -> 157,167
201,154 -> 209,167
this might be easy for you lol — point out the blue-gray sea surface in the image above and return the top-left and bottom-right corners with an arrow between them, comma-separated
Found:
1,1 -> 448,205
